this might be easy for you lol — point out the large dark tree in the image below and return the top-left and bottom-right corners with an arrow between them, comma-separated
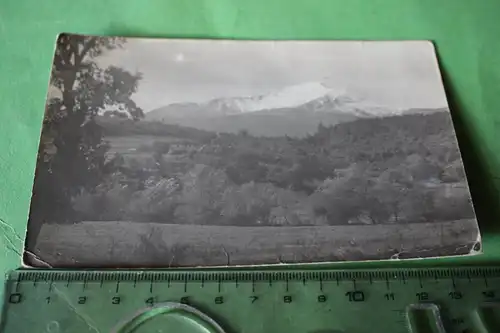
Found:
26,34 -> 143,255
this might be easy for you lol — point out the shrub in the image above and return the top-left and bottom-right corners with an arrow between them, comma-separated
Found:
135,226 -> 191,266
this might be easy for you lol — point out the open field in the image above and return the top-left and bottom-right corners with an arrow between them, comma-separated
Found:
104,135 -> 185,154
32,219 -> 480,267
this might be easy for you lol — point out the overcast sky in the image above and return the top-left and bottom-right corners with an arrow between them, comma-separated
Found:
97,39 -> 448,112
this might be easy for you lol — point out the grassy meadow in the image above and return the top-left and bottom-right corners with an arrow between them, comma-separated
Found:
35,219 -> 479,267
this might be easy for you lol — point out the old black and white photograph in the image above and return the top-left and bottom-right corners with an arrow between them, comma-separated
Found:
24,36 -> 480,267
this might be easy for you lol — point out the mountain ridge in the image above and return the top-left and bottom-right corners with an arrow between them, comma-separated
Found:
143,82 -> 448,137
146,82 -> 404,119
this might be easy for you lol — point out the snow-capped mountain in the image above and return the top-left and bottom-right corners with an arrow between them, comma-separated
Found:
147,82 -> 400,120
144,82 -> 438,137
204,82 -> 346,115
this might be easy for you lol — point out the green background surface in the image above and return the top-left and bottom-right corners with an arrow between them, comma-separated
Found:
0,0 -> 499,301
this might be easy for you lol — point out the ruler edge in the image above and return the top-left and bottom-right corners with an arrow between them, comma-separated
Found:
6,266 -> 500,283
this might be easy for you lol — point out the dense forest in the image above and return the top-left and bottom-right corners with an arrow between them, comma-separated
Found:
68,111 -> 475,227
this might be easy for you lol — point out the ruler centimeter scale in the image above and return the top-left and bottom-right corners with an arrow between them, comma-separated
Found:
2,267 -> 500,333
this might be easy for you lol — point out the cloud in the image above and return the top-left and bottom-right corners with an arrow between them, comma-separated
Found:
97,39 -> 447,112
